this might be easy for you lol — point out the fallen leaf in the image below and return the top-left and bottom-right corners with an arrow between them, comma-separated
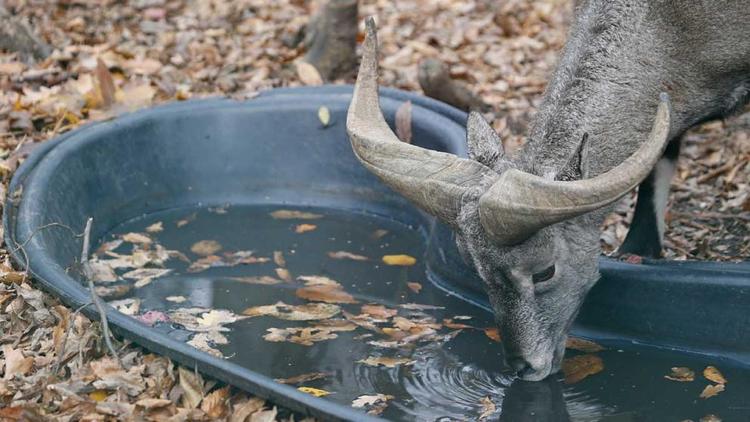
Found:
95,284 -> 132,300
201,386 -> 230,419
145,221 -> 163,233
3,345 -> 33,380
665,367 -> 695,382
270,210 -> 323,220
296,284 -> 358,304
699,383 -> 725,399
166,295 -> 187,303
395,100 -> 412,143
176,213 -> 197,227
187,331 -> 227,357
400,303 -> 445,311
352,393 -> 394,408
703,366 -> 727,384
191,240 -> 223,256
135,398 -> 172,409
275,268 -> 293,282
119,82 -> 155,109
566,337 -> 605,353
122,268 -> 172,288
229,276 -> 283,285
136,310 -> 170,326
297,386 -> 331,397
295,224 -> 317,233
121,232 -> 152,244
478,396 -> 496,420
357,356 -> 415,368
562,354 -> 604,384
84,259 -> 119,283
243,302 -> 341,321
229,398 -> 266,422
95,58 -> 116,108
249,407 -> 277,422
700,414 -> 723,422
327,251 -> 369,261
296,61 -> 323,86
178,367 -> 204,409
89,389 -> 109,402
361,304 -> 398,319
382,254 -> 417,266
407,282 -> 422,293
318,106 -> 330,127
273,251 -> 286,267
372,229 -> 389,239
263,324 -> 354,346
275,372 -> 331,385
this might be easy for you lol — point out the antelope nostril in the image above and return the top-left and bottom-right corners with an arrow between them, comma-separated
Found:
517,363 -> 536,378
508,357 -> 534,375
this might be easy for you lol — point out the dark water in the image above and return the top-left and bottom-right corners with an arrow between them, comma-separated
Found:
97,205 -> 750,422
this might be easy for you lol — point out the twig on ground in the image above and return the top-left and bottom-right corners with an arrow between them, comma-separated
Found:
80,217 -> 122,368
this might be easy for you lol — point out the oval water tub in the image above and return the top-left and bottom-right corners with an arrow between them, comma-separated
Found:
5,86 -> 749,421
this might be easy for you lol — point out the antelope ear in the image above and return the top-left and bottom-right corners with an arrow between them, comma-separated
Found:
556,133 -> 591,181
466,112 -> 503,166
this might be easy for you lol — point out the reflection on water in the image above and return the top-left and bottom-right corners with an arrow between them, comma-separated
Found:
98,205 -> 750,422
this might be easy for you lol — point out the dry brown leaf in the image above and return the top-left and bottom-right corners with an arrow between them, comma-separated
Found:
121,232 -> 152,244
478,396 -> 496,420
665,367 -> 695,382
95,58 -> 116,108
242,302 -> 341,321
562,354 -> 604,384
275,372 -> 330,385
201,386 -> 231,419
135,398 -> 172,409
296,283 -> 358,304
264,326 -> 346,346
699,383 -> 725,399
565,337 -> 605,353
166,295 -> 187,303
123,268 -> 172,288
145,221 -> 163,233
249,407 -> 278,422
296,61 -> 323,86
295,224 -> 317,233
357,356 -> 415,368
191,240 -> 223,256
230,398 -> 266,422
270,210 -> 323,220
178,366 -> 204,409
275,268 -> 293,282
352,393 -> 394,415
395,100 -> 412,143
382,254 -> 417,266
230,276 -> 283,285
327,251 -> 369,261
361,304 -> 398,319
273,251 -> 286,267
3,346 -> 33,380
703,366 -> 727,384
407,282 -> 422,293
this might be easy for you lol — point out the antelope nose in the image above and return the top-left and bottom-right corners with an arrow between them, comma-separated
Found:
509,357 -> 534,377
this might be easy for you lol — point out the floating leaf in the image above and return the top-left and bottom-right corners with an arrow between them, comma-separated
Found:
296,61 -> 323,86
407,282 -> 422,293
700,414 -> 723,422
566,337 -> 605,353
295,223 -> 317,233
273,251 -> 286,267
357,356 -> 415,368
665,367 -> 695,382
270,210 -> 323,220
382,254 -> 417,266
478,396 -> 496,420
297,386 -> 331,397
264,325 -> 353,346
243,302 -> 341,321
361,304 -> 398,319
352,394 -> 394,415
699,383 -> 725,399
191,240 -> 223,256
122,268 -> 172,288
121,232 -> 152,244
296,277 -> 358,304
166,296 -> 187,303
327,251 -> 369,261
400,303 -> 444,311
318,106 -> 330,127
395,100 -> 412,143
275,268 -> 293,282
229,276 -> 283,285
145,221 -> 163,233
703,366 -> 727,384
562,354 -> 604,384
276,372 -> 331,385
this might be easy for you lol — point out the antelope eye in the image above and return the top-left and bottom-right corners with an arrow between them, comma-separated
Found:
532,265 -> 556,284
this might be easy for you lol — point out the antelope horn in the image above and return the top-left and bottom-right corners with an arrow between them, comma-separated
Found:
346,18 -> 497,224
478,93 -> 672,245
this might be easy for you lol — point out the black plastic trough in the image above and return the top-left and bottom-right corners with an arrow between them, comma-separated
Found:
4,85 -> 749,420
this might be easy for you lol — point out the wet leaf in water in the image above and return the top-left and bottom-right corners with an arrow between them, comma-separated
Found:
297,386 -> 330,397
187,331 -> 227,357
361,304 -> 398,319
273,251 -> 286,267
407,282 -> 422,293
263,325 -> 352,346
395,100 -> 412,143
270,210 -> 323,220
478,396 -> 496,420
122,268 -> 172,288
296,275 -> 358,304
327,251 -> 369,261
242,302 -> 341,321
566,337 -> 605,353
295,61 -> 323,86
176,213 -> 197,227
703,366 -> 727,384
166,295 -> 187,303
665,367 -> 695,382
145,221 -> 163,233
318,106 -> 330,127
96,239 -> 124,255
400,303 -> 444,311
229,276 -> 283,285
295,223 -> 317,233
357,356 -> 415,368
84,259 -> 119,283
187,251 -> 269,272
190,240 -> 223,256
121,232 -> 152,245
136,310 -> 170,327
110,298 -> 141,315
95,284 -> 132,300
443,319 -> 473,329
275,268 -> 293,282
371,229 -> 389,239
275,372 -> 331,385
382,254 -> 417,266
700,414 -> 722,422
699,383 -> 725,399
562,354 -> 604,384
352,394 -> 394,415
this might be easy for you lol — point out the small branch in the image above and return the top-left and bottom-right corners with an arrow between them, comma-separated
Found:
81,217 -> 122,368
418,58 -> 488,112
302,0 -> 358,81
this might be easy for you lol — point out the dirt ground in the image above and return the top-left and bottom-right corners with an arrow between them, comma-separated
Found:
0,0 -> 747,420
